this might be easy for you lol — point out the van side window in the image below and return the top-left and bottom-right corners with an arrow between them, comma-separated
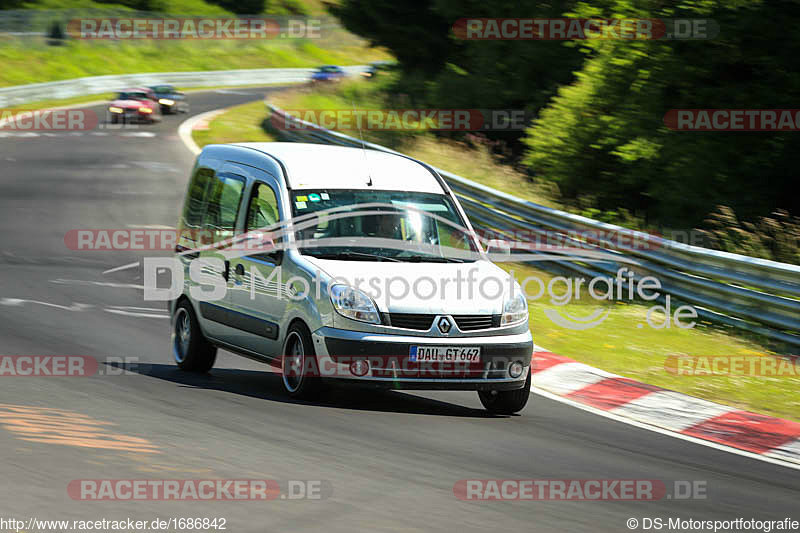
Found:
245,183 -> 281,236
204,173 -> 245,241
181,168 -> 214,229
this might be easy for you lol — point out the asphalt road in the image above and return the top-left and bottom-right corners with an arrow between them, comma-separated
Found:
0,87 -> 797,533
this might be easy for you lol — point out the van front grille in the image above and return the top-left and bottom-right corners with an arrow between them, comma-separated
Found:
453,315 -> 498,331
387,313 -> 435,330
386,314 -> 500,331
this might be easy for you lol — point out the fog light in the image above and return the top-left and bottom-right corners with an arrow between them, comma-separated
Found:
350,359 -> 369,377
509,361 -> 524,378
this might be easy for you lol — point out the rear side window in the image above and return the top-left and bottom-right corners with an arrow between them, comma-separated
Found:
181,168 -> 214,229
204,173 -> 245,236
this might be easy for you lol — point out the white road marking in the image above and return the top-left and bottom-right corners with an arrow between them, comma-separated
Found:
103,261 -> 140,275
50,279 -> 145,290
104,308 -> 168,319
118,132 -> 156,138
214,89 -> 255,95
608,390 -> 735,433
764,438 -> 800,464
531,386 -> 800,471
107,305 -> 167,312
130,161 -> 180,173
532,362 -> 619,396
0,132 -> 40,138
178,108 -> 232,155
0,298 -> 92,312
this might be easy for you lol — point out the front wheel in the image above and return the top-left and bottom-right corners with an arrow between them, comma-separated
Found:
478,367 -> 531,414
172,300 -> 217,373
281,322 -> 322,400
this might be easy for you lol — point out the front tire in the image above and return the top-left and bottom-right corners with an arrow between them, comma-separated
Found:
478,367 -> 531,414
172,300 -> 217,373
281,322 -> 322,400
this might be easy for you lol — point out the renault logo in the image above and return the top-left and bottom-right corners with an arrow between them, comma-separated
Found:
437,317 -> 452,334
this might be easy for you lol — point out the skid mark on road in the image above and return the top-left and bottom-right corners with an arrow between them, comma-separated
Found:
0,403 -> 160,454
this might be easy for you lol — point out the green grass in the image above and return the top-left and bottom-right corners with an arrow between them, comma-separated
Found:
0,0 -> 389,88
499,262 -> 800,422
192,99 -> 276,147
0,35 -> 389,87
18,0 -> 328,15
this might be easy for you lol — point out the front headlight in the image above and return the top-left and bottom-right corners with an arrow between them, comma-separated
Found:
109,106 -> 123,113
139,107 -> 153,114
501,291 -> 528,326
158,98 -> 174,106
330,284 -> 381,324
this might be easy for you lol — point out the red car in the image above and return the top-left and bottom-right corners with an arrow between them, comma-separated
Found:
108,88 -> 161,124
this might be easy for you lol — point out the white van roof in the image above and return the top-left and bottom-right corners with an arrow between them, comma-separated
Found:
233,142 -> 445,194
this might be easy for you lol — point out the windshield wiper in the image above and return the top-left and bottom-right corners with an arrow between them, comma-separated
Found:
398,256 -> 469,263
305,251 -> 402,262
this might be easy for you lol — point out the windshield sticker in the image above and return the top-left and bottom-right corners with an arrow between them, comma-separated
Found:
296,195 -> 308,202
309,193 -> 321,202
295,201 -> 308,209
321,192 -> 330,200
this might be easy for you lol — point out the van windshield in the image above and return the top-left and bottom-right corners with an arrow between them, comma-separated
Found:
289,189 -> 479,263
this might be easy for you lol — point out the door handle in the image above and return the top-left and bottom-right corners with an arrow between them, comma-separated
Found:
223,260 -> 230,281
235,263 -> 245,277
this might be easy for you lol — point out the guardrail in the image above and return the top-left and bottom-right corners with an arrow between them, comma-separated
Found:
0,66 -> 368,108
267,104 -> 800,347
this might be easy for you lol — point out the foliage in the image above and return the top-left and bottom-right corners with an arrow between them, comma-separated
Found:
332,0 -> 800,249
698,206 -> 800,264
523,0 -> 800,229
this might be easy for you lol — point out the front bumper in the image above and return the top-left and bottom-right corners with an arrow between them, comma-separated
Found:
311,327 -> 533,391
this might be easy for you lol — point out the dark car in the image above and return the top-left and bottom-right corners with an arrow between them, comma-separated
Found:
359,61 -> 395,80
149,85 -> 189,115
311,65 -> 347,83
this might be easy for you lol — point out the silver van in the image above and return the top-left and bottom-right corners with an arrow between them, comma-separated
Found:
170,143 -> 533,414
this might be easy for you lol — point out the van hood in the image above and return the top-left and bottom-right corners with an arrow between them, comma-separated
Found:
304,257 -> 515,315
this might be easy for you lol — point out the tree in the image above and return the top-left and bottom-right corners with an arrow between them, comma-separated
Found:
523,0 -> 800,227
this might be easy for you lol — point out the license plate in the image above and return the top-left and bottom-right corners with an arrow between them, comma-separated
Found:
410,346 -> 481,363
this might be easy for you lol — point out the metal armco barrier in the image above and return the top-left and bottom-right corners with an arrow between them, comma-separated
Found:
268,104 -> 800,347
0,66 -> 368,108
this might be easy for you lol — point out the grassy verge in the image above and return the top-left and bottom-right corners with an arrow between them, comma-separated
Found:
201,86 -> 799,422
500,263 -> 799,422
192,100 -> 276,147
0,36 -> 389,88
